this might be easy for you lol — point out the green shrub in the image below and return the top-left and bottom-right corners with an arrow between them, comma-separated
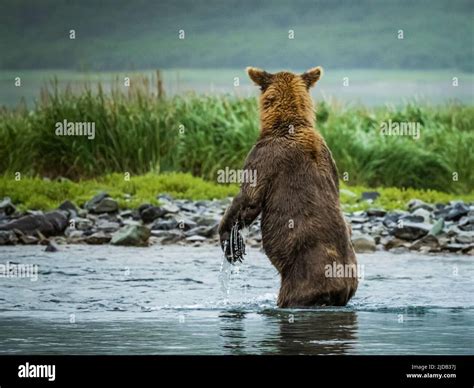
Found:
0,82 -> 472,193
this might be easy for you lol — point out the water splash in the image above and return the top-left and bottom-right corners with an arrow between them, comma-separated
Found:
218,240 -> 243,302
219,246 -> 232,300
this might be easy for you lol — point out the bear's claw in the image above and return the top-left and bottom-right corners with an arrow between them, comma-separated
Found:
222,222 -> 246,264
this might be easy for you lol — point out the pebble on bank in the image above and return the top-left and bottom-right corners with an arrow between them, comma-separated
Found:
0,192 -> 473,255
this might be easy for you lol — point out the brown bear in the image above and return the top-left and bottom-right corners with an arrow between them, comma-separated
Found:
218,67 -> 358,308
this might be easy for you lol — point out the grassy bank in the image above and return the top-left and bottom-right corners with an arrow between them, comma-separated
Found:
0,82 -> 473,193
0,173 -> 472,212
0,173 -> 238,211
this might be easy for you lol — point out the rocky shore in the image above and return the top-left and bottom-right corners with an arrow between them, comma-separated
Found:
0,192 -> 473,255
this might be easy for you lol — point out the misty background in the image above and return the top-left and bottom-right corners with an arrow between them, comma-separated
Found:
0,0 -> 473,105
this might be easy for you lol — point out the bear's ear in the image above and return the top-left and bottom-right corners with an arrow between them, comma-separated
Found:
246,67 -> 273,90
301,66 -> 323,88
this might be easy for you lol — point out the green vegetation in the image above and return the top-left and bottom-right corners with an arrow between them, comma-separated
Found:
1,0 -> 472,72
0,173 -> 472,212
318,101 -> 474,193
0,173 -> 239,211
339,185 -> 474,212
0,81 -> 472,194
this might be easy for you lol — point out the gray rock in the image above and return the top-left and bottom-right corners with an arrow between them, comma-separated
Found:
179,203 -> 198,213
0,197 -> 16,216
98,212 -> 118,220
219,197 -> 233,206
428,218 -> 444,236
437,236 -> 451,248
66,230 -> 86,243
18,234 -> 39,244
72,217 -> 94,231
140,206 -> 166,223
77,208 -> 88,217
185,235 -> 207,242
408,199 -> 434,212
161,203 -> 179,215
444,202 -> 469,222
0,230 -> 18,245
370,224 -> 385,236
390,222 -> 431,241
86,231 -> 112,245
96,220 -> 121,233
455,232 -> 474,244
55,236 -> 68,245
445,243 -> 464,252
195,200 -> 211,208
458,215 -> 474,232
122,219 -> 141,227
445,225 -> 461,238
160,217 -> 197,231
418,246 -> 433,254
179,218 -> 198,230
412,208 -> 431,223
409,235 -> 440,251
45,241 -> 59,252
381,236 -> 410,250
91,198 -> 119,214
192,214 -> 220,226
85,192 -> 109,210
152,230 -> 184,244
184,223 -> 218,238
400,214 -> 425,223
138,203 -> 153,213
383,212 -> 406,228
84,192 -> 118,214
462,244 -> 474,255
0,210 -> 68,237
350,215 -> 369,223
119,210 -> 135,219
111,225 -> 150,246
366,208 -> 387,217
25,211 -> 44,217
58,200 -> 78,217
151,218 -> 179,230
351,234 -> 376,253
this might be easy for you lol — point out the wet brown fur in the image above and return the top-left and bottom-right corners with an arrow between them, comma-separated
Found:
218,67 -> 358,308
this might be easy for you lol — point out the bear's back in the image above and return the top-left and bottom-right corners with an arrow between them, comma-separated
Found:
259,136 -> 348,261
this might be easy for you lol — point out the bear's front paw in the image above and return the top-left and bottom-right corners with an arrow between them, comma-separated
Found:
220,223 -> 246,264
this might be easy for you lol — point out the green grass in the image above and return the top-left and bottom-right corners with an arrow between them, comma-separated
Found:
1,80 -> 473,194
0,173 -> 472,212
318,101 -> 474,193
0,173 -> 239,211
339,184 -> 474,212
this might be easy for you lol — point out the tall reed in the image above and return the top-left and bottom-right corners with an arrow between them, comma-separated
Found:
0,79 -> 472,193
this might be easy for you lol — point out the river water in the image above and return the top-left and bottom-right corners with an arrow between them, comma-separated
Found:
0,245 -> 472,355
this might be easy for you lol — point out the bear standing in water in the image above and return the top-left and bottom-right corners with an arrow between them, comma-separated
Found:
219,67 -> 358,307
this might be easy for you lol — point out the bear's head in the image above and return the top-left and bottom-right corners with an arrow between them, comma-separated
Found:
246,67 -> 323,134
